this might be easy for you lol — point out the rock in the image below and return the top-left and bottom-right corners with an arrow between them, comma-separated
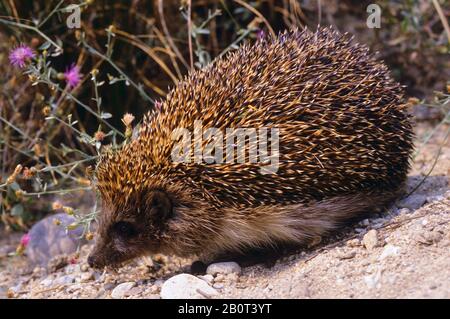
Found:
40,278 -> 53,288
415,230 -> 443,245
127,287 -> 143,297
26,213 -> 88,266
397,194 -> 427,211
0,244 -> 15,259
398,208 -> 411,215
363,230 -> 379,251
364,268 -> 383,289
337,250 -> 356,260
346,238 -> 361,247
426,195 -> 444,203
445,190 -> 450,200
206,262 -> 241,276
47,255 -> 68,272
226,273 -> 239,282
160,274 -> 218,299
104,283 -> 115,291
53,275 -> 75,286
80,272 -> 94,283
213,283 -> 224,289
378,244 -> 400,261
361,219 -> 370,226
214,274 -> 225,282
111,282 -> 135,299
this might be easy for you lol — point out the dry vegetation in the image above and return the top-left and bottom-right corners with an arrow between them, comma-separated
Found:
0,0 -> 449,299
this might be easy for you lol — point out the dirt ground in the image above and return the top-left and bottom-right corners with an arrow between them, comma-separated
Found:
0,121 -> 449,299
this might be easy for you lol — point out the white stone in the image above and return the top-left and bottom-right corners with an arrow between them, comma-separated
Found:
53,275 -> 75,286
378,244 -> 400,261
160,274 -> 218,299
40,278 -> 53,287
206,262 -> 241,276
363,229 -> 379,251
111,282 -> 135,299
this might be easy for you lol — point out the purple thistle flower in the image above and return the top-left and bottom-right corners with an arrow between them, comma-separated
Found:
20,233 -> 30,247
9,45 -> 36,68
64,64 -> 82,88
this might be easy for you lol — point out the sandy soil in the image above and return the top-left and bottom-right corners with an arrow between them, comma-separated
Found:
0,122 -> 449,299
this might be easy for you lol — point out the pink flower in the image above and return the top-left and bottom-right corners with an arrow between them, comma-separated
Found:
9,45 -> 36,68
20,233 -> 30,247
64,64 -> 82,88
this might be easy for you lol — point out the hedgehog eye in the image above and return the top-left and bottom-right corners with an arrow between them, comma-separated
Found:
113,221 -> 137,239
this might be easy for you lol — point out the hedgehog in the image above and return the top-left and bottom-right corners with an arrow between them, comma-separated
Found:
87,27 -> 414,269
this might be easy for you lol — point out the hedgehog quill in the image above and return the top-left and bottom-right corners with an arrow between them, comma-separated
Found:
88,27 -> 414,269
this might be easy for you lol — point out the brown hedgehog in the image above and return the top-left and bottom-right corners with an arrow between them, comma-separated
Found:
87,27 -> 414,269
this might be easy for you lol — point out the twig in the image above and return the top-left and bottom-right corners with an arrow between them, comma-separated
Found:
0,18 -> 62,52
233,0 -> 276,38
187,0 -> 194,70
157,0 -> 189,70
82,41 -> 154,104
432,0 -> 450,44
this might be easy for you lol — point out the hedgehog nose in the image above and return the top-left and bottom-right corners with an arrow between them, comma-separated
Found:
87,255 -> 96,268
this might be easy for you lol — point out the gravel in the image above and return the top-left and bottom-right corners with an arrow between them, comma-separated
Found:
206,262 -> 241,276
378,244 -> 400,261
111,282 -> 136,299
363,230 -> 379,251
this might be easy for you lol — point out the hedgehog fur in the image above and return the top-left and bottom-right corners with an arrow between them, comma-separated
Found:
88,27 -> 414,268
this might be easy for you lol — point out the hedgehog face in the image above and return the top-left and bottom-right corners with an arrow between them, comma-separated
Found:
87,190 -> 173,268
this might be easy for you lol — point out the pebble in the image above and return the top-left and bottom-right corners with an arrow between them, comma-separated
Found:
206,262 -> 241,276
198,274 -> 214,284
445,190 -> 450,200
226,273 -> 239,282
40,278 -> 54,288
426,195 -> 444,203
337,250 -> 356,260
397,194 -> 427,211
415,230 -> 443,245
398,208 -> 411,215
47,255 -> 68,273
361,219 -> 370,226
160,274 -> 218,299
53,275 -> 75,286
364,267 -> 383,289
346,238 -> 361,247
363,230 -> 379,251
127,287 -> 143,297
111,282 -> 136,299
378,244 -> 400,261
213,283 -> 224,289
80,272 -> 94,283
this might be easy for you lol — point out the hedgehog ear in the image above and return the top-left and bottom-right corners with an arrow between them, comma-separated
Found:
149,190 -> 173,222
